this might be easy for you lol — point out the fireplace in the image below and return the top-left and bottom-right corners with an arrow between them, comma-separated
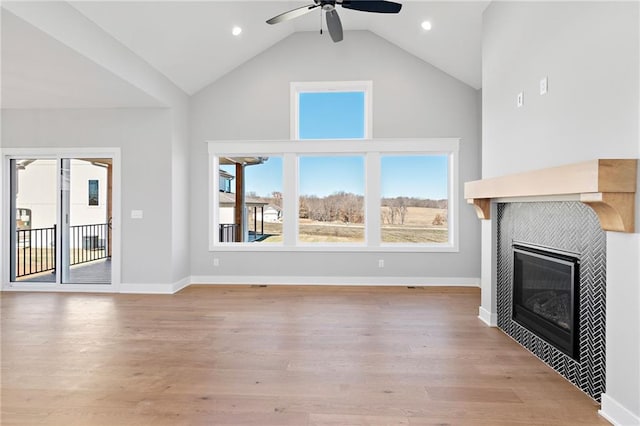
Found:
512,243 -> 580,360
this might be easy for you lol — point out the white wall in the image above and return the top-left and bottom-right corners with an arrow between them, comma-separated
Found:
2,108 -> 175,286
15,159 -> 108,231
482,2 -> 640,423
190,30 -> 482,282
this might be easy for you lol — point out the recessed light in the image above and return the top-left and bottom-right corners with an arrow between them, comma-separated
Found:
421,21 -> 432,31
232,26 -> 242,36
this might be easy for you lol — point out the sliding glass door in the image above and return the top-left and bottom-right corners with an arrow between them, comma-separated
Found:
9,159 -> 58,283
9,157 -> 113,285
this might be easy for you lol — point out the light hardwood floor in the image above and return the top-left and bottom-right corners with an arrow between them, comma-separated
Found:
1,285 -> 608,426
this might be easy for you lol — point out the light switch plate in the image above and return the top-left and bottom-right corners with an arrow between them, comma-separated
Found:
131,210 -> 143,219
517,92 -> 524,108
540,77 -> 548,95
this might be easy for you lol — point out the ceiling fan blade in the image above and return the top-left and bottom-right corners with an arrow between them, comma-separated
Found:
326,9 -> 344,42
340,0 -> 402,14
266,4 -> 319,25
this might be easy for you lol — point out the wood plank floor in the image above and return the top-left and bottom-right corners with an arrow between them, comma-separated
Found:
1,285 -> 608,426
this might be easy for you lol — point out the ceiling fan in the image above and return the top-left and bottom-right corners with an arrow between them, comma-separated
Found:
266,0 -> 403,43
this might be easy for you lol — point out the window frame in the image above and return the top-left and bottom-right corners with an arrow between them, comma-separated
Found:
208,139 -> 459,252
291,81 -> 373,140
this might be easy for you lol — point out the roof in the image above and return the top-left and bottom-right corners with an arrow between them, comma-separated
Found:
219,191 -> 269,207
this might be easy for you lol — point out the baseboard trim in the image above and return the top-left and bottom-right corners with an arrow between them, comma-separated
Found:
189,275 -> 480,287
2,283 -> 116,293
599,393 -> 640,426
4,276 -> 480,294
478,306 -> 497,327
119,282 -> 175,294
172,276 -> 191,293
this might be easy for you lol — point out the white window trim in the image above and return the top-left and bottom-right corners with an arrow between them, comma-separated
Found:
291,80 -> 373,140
208,138 -> 459,253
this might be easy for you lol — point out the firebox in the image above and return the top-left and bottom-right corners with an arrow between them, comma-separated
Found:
512,243 -> 580,361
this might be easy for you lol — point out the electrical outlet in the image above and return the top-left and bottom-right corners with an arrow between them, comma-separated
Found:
213,258 -> 220,267
378,259 -> 384,268
540,77 -> 548,95
517,92 -> 524,108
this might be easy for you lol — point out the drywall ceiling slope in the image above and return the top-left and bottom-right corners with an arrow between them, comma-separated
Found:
69,1 -> 487,93
0,9 -> 164,109
69,1 -> 296,95
370,1 -> 487,89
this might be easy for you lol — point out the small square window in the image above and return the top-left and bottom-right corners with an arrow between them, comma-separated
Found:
292,81 -> 371,140
299,92 -> 366,139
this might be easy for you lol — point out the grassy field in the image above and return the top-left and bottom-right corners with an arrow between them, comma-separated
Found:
381,207 -> 448,243
253,207 -> 448,243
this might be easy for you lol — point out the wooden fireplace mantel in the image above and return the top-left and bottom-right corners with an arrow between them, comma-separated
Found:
464,159 -> 638,233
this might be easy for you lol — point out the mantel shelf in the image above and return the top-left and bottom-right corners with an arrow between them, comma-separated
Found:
464,159 -> 638,233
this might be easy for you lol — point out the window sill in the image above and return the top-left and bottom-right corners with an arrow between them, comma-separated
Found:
209,244 -> 459,253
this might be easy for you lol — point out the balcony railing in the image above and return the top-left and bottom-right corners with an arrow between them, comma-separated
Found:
15,223 -> 109,279
69,223 -> 109,266
15,226 -> 56,278
219,224 -> 239,242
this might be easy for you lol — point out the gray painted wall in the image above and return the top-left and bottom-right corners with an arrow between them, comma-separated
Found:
170,105 -> 191,283
190,30 -> 482,281
482,1 -> 640,420
483,1 -> 639,178
2,108 -> 177,285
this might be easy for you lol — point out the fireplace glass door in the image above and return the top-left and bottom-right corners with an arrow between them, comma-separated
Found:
512,244 -> 580,360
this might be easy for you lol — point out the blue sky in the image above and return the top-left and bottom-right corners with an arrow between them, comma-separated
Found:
381,155 -> 448,199
224,154 -> 448,200
299,156 -> 365,197
299,92 -> 365,139
221,91 -> 449,200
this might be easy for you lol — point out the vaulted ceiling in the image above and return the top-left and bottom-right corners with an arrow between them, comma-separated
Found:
1,1 -> 488,108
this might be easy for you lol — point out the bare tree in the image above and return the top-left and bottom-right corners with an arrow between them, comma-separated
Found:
271,191 -> 282,208
300,192 -> 364,223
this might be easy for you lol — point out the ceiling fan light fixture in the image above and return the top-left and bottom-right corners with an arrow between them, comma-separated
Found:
421,20 -> 432,31
232,26 -> 242,36
266,1 -> 402,42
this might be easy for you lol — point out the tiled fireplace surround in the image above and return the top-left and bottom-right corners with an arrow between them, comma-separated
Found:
496,201 -> 606,400
468,160 -> 639,423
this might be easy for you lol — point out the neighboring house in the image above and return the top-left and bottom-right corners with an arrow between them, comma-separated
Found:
14,159 -> 108,248
218,164 -> 269,242
263,204 -> 281,223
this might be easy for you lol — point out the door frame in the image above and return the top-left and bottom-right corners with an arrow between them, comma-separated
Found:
1,147 -> 121,293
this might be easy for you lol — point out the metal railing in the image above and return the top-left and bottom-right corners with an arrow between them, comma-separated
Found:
15,223 -> 109,279
220,224 -> 239,242
15,226 -> 56,278
69,223 -> 109,266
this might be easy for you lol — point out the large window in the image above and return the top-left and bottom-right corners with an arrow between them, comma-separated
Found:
209,139 -> 458,252
210,81 -> 457,251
